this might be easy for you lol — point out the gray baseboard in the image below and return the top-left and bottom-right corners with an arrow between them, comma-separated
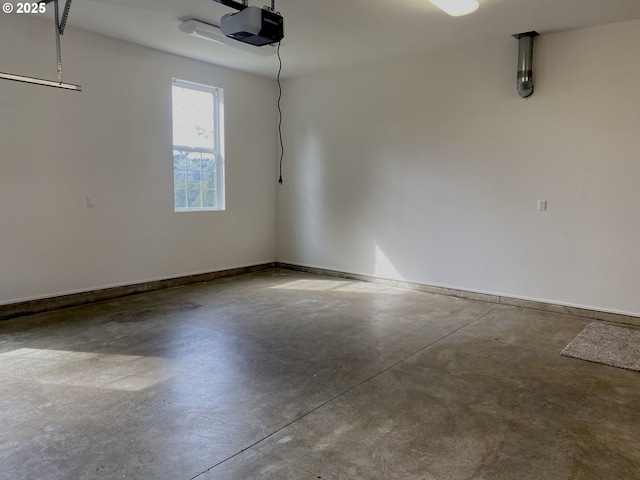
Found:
2,261 -> 638,328
276,263 -> 640,327
0,263 -> 276,321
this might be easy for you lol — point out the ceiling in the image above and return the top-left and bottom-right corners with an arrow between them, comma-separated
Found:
60,0 -> 640,78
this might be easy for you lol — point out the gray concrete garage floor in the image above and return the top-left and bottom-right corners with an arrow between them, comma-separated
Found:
1,269 -> 639,480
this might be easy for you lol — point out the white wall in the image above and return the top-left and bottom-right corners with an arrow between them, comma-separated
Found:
0,16 -> 278,304
277,19 -> 640,316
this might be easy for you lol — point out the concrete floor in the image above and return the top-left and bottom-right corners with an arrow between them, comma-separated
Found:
1,269 -> 639,480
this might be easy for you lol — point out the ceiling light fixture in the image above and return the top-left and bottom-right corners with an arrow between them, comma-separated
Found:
178,18 -> 276,56
428,0 -> 479,17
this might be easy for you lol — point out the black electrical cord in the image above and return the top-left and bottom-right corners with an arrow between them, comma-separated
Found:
277,40 -> 284,185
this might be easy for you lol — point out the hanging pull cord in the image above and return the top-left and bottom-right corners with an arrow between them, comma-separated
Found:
277,40 -> 284,184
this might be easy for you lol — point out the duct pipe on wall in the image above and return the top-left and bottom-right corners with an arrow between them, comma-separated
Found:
512,31 -> 539,98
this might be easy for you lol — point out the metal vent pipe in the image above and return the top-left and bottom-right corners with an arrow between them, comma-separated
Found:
512,31 -> 539,98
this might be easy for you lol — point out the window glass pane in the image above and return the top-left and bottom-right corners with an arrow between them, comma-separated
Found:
186,152 -> 202,170
202,189 -> 215,208
174,171 -> 187,187
187,189 -> 202,208
187,171 -> 201,189
202,155 -> 216,171
172,87 -> 215,150
175,189 -> 187,209
201,171 -> 215,188
173,150 -> 187,168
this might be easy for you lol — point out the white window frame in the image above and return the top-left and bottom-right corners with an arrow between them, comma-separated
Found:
172,78 -> 225,212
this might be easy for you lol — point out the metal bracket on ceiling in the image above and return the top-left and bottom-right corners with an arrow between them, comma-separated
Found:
211,0 -> 249,12
0,0 -> 81,91
39,0 -> 73,35
212,0 -> 278,12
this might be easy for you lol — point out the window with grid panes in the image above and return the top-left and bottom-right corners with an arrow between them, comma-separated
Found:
172,78 -> 224,211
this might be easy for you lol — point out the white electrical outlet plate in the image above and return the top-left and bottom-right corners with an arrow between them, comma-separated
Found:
537,200 -> 547,211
